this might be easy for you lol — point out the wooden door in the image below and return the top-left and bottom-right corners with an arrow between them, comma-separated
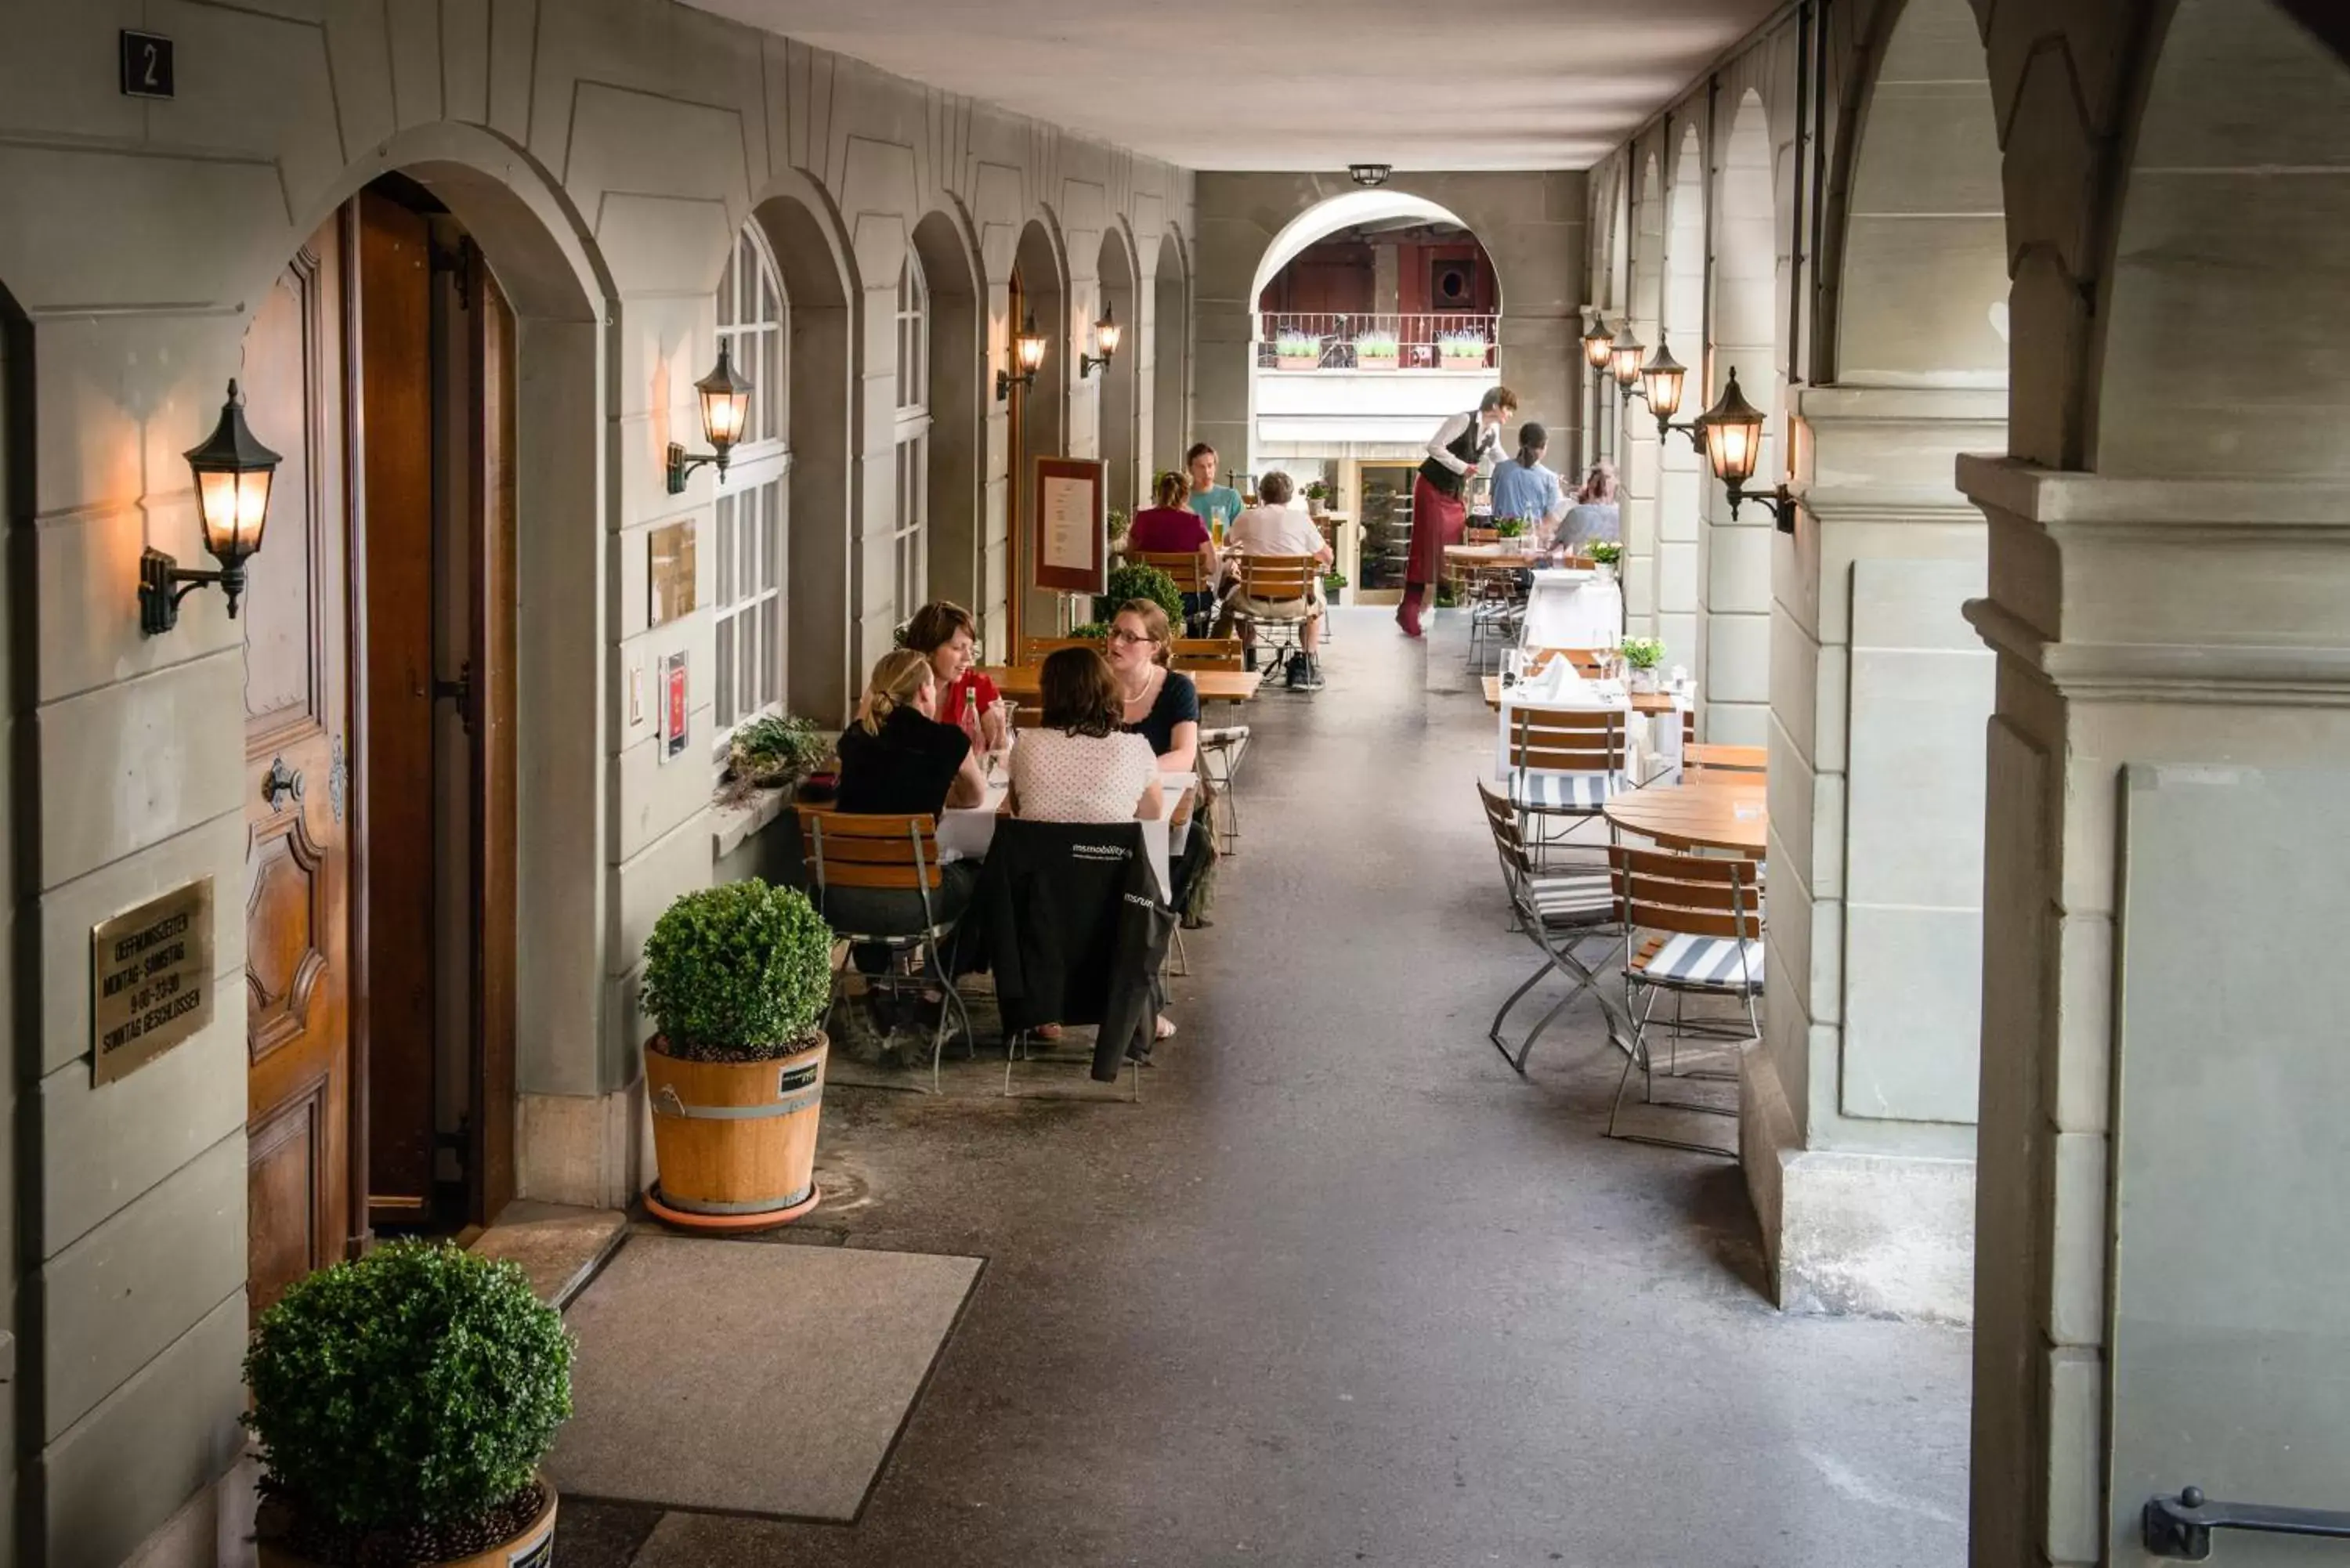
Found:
467,248 -> 519,1223
354,188 -> 440,1222
245,216 -> 356,1316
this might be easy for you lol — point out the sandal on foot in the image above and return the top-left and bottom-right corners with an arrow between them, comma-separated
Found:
1154,1014 -> 1178,1042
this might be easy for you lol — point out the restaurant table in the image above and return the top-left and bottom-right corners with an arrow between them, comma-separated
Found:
1517,566 -> 1623,650
1602,780 -> 1768,858
1443,542 -> 1547,571
1483,674 -> 1679,717
1684,742 -> 1768,772
982,664 -> 1263,705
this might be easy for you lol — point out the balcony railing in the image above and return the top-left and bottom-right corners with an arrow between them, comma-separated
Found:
1256,313 -> 1499,371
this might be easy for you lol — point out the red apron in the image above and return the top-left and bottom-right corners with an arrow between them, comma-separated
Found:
1407,475 -> 1467,589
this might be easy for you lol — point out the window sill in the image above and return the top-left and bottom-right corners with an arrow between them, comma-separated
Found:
710,784 -> 795,861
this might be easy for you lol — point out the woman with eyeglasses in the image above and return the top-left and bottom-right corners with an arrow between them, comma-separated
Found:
1104,600 -> 1198,775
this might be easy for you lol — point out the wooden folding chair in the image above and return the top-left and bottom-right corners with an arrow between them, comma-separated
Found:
1476,782 -> 1621,1073
1022,636 -> 1101,663
1170,637 -> 1249,851
1224,554 -> 1321,683
1501,705 -> 1631,862
802,810 -> 974,1093
1137,551 -> 1215,635
1604,844 -> 1765,1154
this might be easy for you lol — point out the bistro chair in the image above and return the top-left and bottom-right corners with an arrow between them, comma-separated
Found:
1500,705 -> 1632,862
1137,551 -> 1217,636
1170,637 -> 1250,852
1477,782 -> 1621,1075
1603,844 -> 1765,1154
1022,636 -> 1101,664
802,809 -> 974,1094
1224,554 -> 1321,685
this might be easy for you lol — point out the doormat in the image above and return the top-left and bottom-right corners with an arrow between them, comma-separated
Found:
544,1234 -> 982,1522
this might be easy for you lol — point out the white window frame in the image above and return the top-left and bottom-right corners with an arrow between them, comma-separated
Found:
711,223 -> 792,772
891,254 -> 931,624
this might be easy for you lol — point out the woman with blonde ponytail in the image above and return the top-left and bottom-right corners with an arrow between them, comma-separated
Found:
827,647 -> 989,999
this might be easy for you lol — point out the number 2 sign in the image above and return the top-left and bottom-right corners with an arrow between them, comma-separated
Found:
120,31 -> 175,100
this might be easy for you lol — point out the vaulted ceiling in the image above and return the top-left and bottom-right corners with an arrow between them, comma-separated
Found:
682,0 -> 1783,171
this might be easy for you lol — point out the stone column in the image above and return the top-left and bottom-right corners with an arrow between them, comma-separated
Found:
1744,383 -> 2003,1322
1958,458 -> 2350,1566
1618,383 -> 1661,640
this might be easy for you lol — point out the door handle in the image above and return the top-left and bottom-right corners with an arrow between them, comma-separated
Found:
261,756 -> 305,813
2146,1486 -> 2350,1559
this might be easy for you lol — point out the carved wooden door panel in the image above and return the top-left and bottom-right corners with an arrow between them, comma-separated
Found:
244,214 -> 354,1317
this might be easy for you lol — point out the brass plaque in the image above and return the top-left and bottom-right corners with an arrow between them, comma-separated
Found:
90,877 -> 215,1086
647,518 -> 697,628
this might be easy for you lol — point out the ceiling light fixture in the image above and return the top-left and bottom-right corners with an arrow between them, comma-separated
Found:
1349,164 -> 1391,188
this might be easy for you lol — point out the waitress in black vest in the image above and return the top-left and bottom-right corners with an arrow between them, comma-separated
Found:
1398,385 -> 1517,637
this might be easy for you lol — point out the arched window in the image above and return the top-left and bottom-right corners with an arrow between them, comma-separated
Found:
891,253 -> 931,621
710,223 -> 790,763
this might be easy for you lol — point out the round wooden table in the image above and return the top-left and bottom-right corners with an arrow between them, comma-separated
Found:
1603,781 -> 1768,857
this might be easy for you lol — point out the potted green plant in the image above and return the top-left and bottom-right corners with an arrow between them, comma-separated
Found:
642,878 -> 834,1230
1620,635 -> 1666,693
1586,539 -> 1623,581
1274,329 -> 1321,370
1068,621 -> 1112,641
728,713 -> 827,791
1097,560 -> 1185,627
1492,515 -> 1529,540
245,1242 -> 572,1566
1303,479 -> 1332,518
1322,567 -> 1347,607
1106,506 -> 1131,555
1353,330 -> 1399,370
1438,331 -> 1489,370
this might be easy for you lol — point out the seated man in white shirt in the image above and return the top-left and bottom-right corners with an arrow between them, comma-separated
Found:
1213,470 -> 1335,680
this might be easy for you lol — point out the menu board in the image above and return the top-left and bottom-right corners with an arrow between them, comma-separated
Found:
91,877 -> 215,1086
1031,456 -> 1106,594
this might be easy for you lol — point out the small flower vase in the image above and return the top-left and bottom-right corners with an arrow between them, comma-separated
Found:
1595,560 -> 1618,583
1629,667 -> 1660,694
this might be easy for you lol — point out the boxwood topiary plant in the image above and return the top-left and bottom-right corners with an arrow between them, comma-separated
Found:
243,1241 -> 572,1540
642,879 -> 832,1060
1097,562 -> 1185,629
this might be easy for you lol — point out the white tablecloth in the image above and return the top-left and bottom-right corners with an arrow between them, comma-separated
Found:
936,775 -> 1179,900
1518,569 -> 1624,650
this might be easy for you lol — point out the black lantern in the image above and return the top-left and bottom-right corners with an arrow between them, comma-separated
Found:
1581,310 -> 1615,370
667,341 -> 754,494
1079,302 -> 1122,378
1697,366 -> 1799,533
1608,326 -> 1646,399
997,313 -> 1049,400
1640,334 -> 1706,448
141,379 -> 280,635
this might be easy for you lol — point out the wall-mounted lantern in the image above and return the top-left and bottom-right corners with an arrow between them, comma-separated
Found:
1607,326 -> 1646,401
1697,366 -> 1801,533
1638,334 -> 1708,449
666,341 -> 753,494
996,313 -> 1048,400
1079,302 -> 1122,379
1581,310 -> 1615,370
140,380 -> 280,635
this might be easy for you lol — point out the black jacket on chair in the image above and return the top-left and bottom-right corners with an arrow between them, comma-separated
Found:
966,820 -> 1174,1080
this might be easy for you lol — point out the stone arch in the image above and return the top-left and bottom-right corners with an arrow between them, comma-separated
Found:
747,171 -> 859,723
262,126 -> 613,1107
1097,222 -> 1141,517
1012,212 -> 1069,642
1247,190 -> 1506,316
1155,224 -> 1191,477
1701,89 -> 1778,745
913,204 -> 986,620
2093,0 -> 2350,480
1620,152 -> 1666,638
1656,123 -> 1708,688
1820,0 -> 2005,386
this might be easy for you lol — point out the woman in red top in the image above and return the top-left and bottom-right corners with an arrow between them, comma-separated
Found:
902,600 -> 1005,753
1126,471 -> 1222,622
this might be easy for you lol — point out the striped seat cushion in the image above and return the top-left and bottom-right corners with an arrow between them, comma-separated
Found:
1470,601 -> 1523,623
1509,771 -> 1627,811
1634,933 -> 1765,990
1528,873 -> 1614,927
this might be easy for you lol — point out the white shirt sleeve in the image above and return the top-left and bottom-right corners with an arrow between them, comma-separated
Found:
1426,411 -> 1474,474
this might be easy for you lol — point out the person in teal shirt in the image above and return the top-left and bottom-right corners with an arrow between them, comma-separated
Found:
1183,442 -> 1243,536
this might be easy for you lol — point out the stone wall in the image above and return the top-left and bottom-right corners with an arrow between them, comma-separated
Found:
0,2 -> 1190,1561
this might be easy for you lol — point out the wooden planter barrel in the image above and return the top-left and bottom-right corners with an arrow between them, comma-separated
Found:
258,1480 -> 557,1567
642,1032 -> 827,1230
